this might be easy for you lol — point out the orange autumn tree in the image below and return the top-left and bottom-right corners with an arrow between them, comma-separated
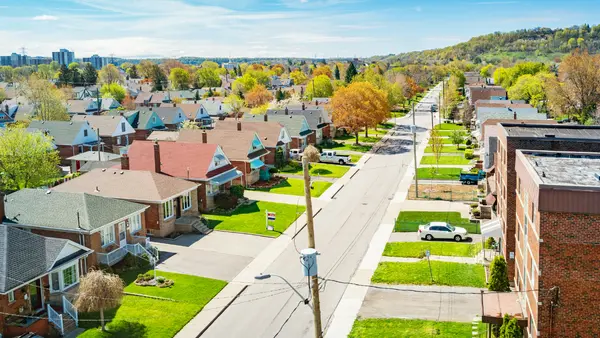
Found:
245,84 -> 273,108
122,95 -> 136,110
312,65 -> 333,79
331,82 -> 390,145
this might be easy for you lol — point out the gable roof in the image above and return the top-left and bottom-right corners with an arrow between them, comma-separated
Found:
107,110 -> 165,130
128,141 -> 235,180
67,151 -> 121,162
148,130 -> 180,141
3,189 -> 148,232
72,115 -> 133,137
140,107 -> 185,124
28,120 -> 92,146
134,92 -> 153,104
215,120 -> 287,148
243,114 -> 312,138
161,103 -> 203,120
178,129 -> 269,161
149,92 -> 167,104
266,109 -> 329,130
199,99 -> 232,116
0,225 -> 91,293
53,168 -> 199,203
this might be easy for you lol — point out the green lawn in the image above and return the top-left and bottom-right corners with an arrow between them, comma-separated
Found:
434,123 -> 466,131
350,154 -> 363,163
383,242 -> 482,258
252,178 -> 331,197
390,112 -> 407,119
428,137 -> 465,145
437,130 -> 467,137
349,318 -> 486,338
204,201 -> 306,237
420,156 -> 472,165
79,270 -> 227,338
425,145 -> 467,153
280,162 -> 350,178
395,211 -> 479,234
329,142 -> 373,153
372,261 -> 486,287
416,167 -> 462,180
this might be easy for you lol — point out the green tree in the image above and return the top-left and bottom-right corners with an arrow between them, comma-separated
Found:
24,75 -> 69,121
36,64 -> 54,80
480,64 -> 493,78
98,64 -> 123,85
450,130 -> 464,149
290,70 -> 308,85
306,75 -> 334,99
195,68 -> 221,88
334,64 -> 341,80
232,73 -> 258,94
150,64 -> 167,91
56,64 -> 72,86
275,88 -> 285,101
201,61 -> 219,70
82,63 -> 98,85
127,65 -> 139,79
345,62 -> 358,83
488,256 -> 510,292
169,68 -> 191,90
224,95 -> 245,119
507,72 -> 553,108
0,88 -> 6,103
0,128 -> 60,192
100,83 -> 126,103
236,65 -> 242,76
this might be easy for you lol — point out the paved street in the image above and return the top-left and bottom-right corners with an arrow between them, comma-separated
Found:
197,85 -> 444,338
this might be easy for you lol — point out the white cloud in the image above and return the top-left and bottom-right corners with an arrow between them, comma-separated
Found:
32,15 -> 59,21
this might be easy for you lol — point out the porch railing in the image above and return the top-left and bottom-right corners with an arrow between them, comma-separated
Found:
96,240 -> 158,267
48,304 -> 64,335
126,243 -> 157,265
132,235 -> 151,249
96,246 -> 128,266
62,295 -> 78,326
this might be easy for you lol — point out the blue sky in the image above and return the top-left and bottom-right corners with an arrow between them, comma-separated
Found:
0,0 -> 599,58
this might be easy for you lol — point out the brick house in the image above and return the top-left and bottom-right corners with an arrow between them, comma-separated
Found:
2,189 -> 149,268
0,225 -> 91,337
71,115 -> 136,155
107,109 -> 167,141
467,85 -> 507,105
28,120 -> 99,165
52,168 -> 199,238
244,114 -> 313,152
139,107 -> 187,130
494,123 -> 600,280
178,128 -> 269,187
267,107 -> 332,144
512,150 -> 600,338
127,141 -> 242,211
214,119 -> 292,166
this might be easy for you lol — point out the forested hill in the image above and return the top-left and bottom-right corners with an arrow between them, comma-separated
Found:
377,24 -> 600,65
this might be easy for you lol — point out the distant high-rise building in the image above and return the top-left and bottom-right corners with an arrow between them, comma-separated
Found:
83,54 -> 110,70
52,49 -> 75,66
0,56 -> 11,66
30,56 -> 52,66
10,53 -> 30,67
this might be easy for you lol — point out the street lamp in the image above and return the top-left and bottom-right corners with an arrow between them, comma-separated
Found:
255,274 -> 310,305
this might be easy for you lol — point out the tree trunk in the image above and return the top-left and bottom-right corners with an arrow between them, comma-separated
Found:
100,308 -> 105,331
365,126 -> 368,138
355,132 -> 359,145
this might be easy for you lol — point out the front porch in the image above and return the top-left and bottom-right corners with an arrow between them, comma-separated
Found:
96,238 -> 159,267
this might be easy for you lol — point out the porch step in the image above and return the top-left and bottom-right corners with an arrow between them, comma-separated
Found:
62,315 -> 77,335
176,216 -> 213,235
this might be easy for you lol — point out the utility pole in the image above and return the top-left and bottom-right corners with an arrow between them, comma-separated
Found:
412,101 -> 418,198
440,80 -> 444,125
302,155 -> 323,338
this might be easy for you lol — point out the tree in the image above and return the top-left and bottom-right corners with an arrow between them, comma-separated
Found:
200,61 -> 219,70
345,62 -> 358,83
334,64 -> 341,80
100,83 -> 126,103
56,64 -> 72,86
245,84 -> 273,108
331,82 -> 390,144
36,64 -> 54,81
150,64 -> 167,91
480,64 -> 493,78
275,88 -> 286,102
290,70 -> 308,85
312,65 -> 333,79
236,65 -> 243,76
500,315 -> 523,338
0,88 -> 6,103
82,63 -> 98,85
74,270 -> 124,332
195,68 -> 221,88
271,64 -> 285,76
450,130 -> 464,149
303,144 -> 320,162
181,120 -> 201,129
429,129 -> 444,171
138,60 -> 155,79
127,65 -> 139,79
507,72 -> 553,108
122,95 -> 135,110
23,75 -> 69,121
305,75 -> 334,99
232,73 -> 258,94
98,64 -> 123,85
0,128 -> 60,192
488,256 -> 510,292
169,68 -> 191,90
224,95 -> 245,119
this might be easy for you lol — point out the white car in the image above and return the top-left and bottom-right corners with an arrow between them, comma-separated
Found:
418,222 -> 468,242
289,149 -> 303,160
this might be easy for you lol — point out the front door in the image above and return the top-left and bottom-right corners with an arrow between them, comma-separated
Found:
29,280 -> 43,311
175,197 -> 182,218
118,222 -> 127,247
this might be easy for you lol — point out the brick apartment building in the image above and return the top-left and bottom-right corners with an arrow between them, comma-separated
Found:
495,123 -> 600,279
514,150 -> 600,338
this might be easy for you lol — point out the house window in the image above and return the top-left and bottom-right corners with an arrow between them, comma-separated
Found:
51,272 -> 60,292
62,265 -> 78,289
78,145 -> 84,153
50,264 -> 79,293
84,129 -> 88,137
117,136 -> 122,145
182,192 -> 192,211
8,290 -> 15,303
129,214 -> 142,234
163,199 -> 174,220
100,225 -> 115,247
153,116 -> 157,123
121,122 -> 126,132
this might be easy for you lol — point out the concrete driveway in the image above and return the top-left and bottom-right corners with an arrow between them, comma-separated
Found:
152,232 -> 272,281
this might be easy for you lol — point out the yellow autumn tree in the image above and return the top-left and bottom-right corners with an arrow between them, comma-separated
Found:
245,84 -> 273,108
312,65 -> 333,79
331,82 -> 390,145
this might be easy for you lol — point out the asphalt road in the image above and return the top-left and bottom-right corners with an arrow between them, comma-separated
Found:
201,84 -> 443,338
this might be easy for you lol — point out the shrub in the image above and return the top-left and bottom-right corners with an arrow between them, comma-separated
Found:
464,149 -> 474,160
488,256 -> 510,292
214,193 -> 238,210
470,203 -> 478,208
485,237 -> 496,249
156,276 -> 166,284
229,185 -> 245,199
268,167 -> 278,174
502,316 -> 523,338
465,139 -> 472,146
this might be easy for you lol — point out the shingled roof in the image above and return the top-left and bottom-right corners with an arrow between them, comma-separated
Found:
178,129 -> 269,161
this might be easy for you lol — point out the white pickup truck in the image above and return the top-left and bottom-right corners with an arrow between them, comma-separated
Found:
320,151 -> 351,165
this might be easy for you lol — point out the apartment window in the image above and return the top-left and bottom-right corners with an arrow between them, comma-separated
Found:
84,129 -> 88,137
121,122 -> 126,132
100,225 -> 115,247
182,192 -> 192,211
129,214 -> 142,233
8,290 -> 15,303
163,199 -> 174,220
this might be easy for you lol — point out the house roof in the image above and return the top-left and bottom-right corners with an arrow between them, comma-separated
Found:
67,99 -> 94,114
266,109 -> 328,130
500,123 -> 600,139
215,120 -> 286,148
3,189 -> 148,232
128,141 -> 235,180
67,151 -> 121,162
107,110 -> 165,130
53,168 -> 199,203
480,119 -> 557,140
178,129 -> 269,161
243,114 -> 311,138
140,107 -> 185,124
79,160 -> 120,173
28,120 -> 91,146
199,99 -> 232,115
148,130 -> 180,141
149,92 -> 167,104
100,98 -> 120,111
134,92 -> 153,104
0,225 -> 91,293
72,115 -> 131,137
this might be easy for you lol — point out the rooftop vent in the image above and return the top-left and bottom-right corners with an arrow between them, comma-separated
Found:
102,168 -> 106,172
545,134 -> 556,138
95,186 -> 100,192
542,171 -> 546,178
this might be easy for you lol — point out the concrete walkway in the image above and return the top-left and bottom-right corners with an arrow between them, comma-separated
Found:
380,255 -> 478,264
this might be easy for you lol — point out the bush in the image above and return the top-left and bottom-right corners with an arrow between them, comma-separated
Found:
485,237 -> 496,249
268,167 -> 278,174
214,193 -> 238,210
156,276 -> 166,284
502,316 -> 523,338
470,203 -> 478,208
465,139 -> 472,146
464,149 -> 474,160
136,273 -> 153,282
488,256 -> 510,292
229,185 -> 245,198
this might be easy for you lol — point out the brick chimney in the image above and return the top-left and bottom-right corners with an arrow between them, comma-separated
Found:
202,130 -> 208,144
173,103 -> 177,107
302,102 -> 306,110
316,100 -> 319,106
121,154 -> 130,170
285,107 -> 289,115
264,114 -> 268,122
237,121 -> 242,131
153,141 -> 161,173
